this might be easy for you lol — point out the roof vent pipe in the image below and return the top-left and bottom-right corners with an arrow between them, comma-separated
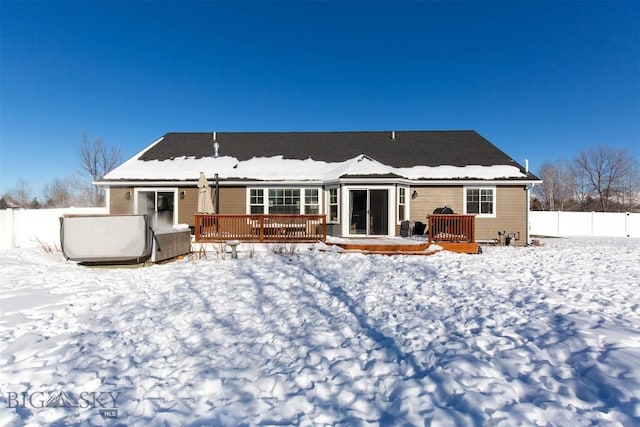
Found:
391,131 -> 396,141
213,132 -> 219,158
525,159 -> 529,173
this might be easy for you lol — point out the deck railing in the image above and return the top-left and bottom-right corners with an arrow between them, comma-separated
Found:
427,214 -> 476,243
194,214 -> 327,243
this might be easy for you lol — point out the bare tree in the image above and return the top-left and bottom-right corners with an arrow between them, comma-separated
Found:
535,160 -> 575,211
535,162 -> 557,211
43,177 -> 75,208
613,158 -> 640,211
78,131 -> 121,206
574,145 -> 637,212
555,161 -> 576,211
570,161 -> 592,211
5,178 -> 33,208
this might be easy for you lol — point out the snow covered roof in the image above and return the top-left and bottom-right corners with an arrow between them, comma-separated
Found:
102,131 -> 539,183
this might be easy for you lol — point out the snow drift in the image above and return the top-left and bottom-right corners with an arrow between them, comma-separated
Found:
0,237 -> 639,426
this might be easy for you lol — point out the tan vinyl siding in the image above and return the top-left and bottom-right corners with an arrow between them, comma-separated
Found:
408,185 -> 528,245
218,187 -> 246,214
175,186 -> 246,225
177,188 -> 199,226
408,186 -> 462,223
474,186 -> 528,245
109,187 -> 134,215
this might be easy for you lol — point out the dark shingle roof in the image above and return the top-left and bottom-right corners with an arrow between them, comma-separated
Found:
139,131 -> 532,175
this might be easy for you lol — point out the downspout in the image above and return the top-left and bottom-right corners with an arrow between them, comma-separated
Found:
215,173 -> 219,214
213,132 -> 220,215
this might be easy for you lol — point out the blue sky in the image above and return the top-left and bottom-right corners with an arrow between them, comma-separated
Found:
1,1 -> 639,197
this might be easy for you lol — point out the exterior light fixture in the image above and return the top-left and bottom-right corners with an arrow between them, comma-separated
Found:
180,190 -> 186,199
411,190 -> 418,199
125,191 -> 132,200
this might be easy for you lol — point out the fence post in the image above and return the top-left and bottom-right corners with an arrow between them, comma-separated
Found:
11,208 -> 16,249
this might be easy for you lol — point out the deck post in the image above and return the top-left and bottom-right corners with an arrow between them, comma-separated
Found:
259,216 -> 264,242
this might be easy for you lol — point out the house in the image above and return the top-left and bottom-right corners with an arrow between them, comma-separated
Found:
98,131 -> 541,245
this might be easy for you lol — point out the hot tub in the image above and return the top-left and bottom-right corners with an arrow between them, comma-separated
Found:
60,215 -> 191,264
151,226 -> 191,263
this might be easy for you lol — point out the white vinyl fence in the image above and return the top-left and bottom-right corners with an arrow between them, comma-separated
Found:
0,207 -> 108,250
2,208 -> 638,250
529,211 -> 640,238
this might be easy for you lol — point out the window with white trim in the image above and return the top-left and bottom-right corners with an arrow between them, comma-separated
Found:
328,187 -> 339,223
304,189 -> 319,214
268,189 -> 300,214
249,188 -> 323,214
465,187 -> 496,217
249,189 -> 264,214
398,187 -> 407,222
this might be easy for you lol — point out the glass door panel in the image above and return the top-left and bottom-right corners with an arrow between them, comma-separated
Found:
369,189 -> 388,235
349,190 -> 367,235
349,189 -> 388,235
156,192 -> 175,227
136,190 -> 175,227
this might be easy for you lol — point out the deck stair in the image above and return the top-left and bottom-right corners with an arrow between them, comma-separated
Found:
328,239 -> 481,255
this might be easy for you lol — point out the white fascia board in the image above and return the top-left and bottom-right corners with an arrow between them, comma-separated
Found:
320,177 -> 540,186
408,179 -> 543,186
233,180 -> 325,187
332,177 -> 413,185
98,178 -> 541,187
98,179 -> 326,187
97,180 -> 192,187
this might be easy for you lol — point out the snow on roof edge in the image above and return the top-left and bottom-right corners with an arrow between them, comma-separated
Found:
103,154 -> 528,182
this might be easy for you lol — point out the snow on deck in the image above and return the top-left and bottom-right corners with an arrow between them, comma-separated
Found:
1,237 -> 639,426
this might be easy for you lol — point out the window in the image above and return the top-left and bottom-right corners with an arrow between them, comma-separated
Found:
304,189 -> 319,214
250,189 -> 264,214
268,189 -> 300,214
398,187 -> 407,222
328,187 -> 339,223
249,188 -> 322,214
465,187 -> 495,217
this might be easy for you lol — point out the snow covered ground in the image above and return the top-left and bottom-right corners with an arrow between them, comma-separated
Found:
1,237 -> 639,426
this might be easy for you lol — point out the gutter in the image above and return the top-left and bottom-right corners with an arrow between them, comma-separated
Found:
97,178 -> 543,187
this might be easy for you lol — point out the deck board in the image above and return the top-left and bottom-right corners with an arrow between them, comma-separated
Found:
329,240 -> 481,255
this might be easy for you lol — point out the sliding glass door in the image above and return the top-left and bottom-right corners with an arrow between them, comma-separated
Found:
349,189 -> 388,235
136,189 -> 176,227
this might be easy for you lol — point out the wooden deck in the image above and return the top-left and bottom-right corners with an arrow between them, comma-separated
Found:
330,214 -> 481,255
330,239 -> 481,255
195,213 -> 480,254
194,214 -> 327,243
